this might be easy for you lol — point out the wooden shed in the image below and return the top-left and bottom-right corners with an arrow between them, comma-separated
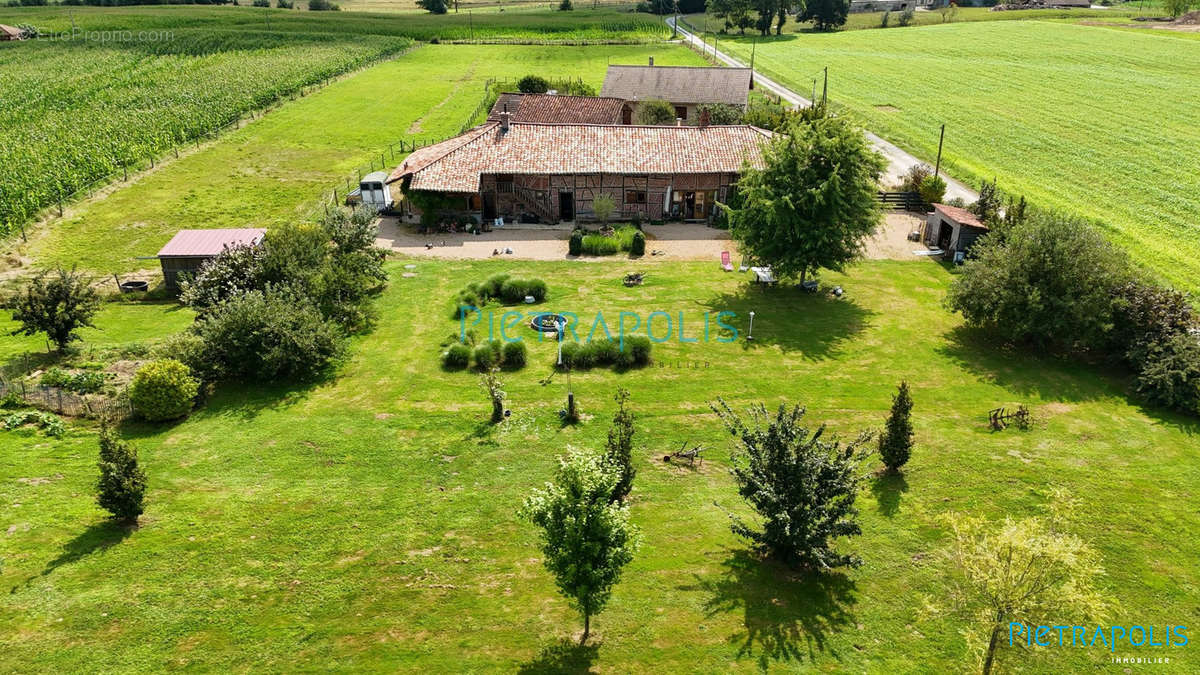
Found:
156,228 -> 266,291
925,203 -> 988,262
0,24 -> 25,41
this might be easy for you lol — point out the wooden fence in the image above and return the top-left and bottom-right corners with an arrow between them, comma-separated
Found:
877,191 -> 929,212
0,379 -> 130,419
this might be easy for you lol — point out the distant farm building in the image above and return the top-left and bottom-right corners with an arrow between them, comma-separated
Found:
925,203 -> 988,261
601,60 -> 752,124
487,93 -> 626,125
157,228 -> 266,291
0,24 -> 25,41
388,115 -> 771,224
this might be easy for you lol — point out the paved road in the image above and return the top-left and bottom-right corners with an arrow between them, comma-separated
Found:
666,17 -> 978,203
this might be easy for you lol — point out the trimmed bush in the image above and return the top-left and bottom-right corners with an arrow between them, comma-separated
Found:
631,231 -> 646,256
569,230 -> 584,256
151,332 -> 212,381
443,343 -> 471,370
474,340 -> 503,370
517,74 -> 550,94
625,336 -> 652,366
129,359 -> 199,422
482,274 -> 510,299
502,340 -> 527,369
560,340 -> 585,369
559,337 -> 651,370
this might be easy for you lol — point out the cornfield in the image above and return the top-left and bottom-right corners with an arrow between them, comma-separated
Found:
0,30 -> 411,236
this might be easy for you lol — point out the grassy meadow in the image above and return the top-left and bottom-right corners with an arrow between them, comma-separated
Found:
2,258 -> 1196,671
714,21 -> 1200,288
12,43 -> 705,274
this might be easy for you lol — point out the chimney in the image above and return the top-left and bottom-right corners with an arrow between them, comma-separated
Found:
499,110 -> 511,133
675,118 -> 682,127
648,56 -> 654,67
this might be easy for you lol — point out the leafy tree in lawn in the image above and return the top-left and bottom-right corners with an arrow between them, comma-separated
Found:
800,0 -> 848,31
318,206 -> 388,330
520,450 -> 641,644
603,387 -> 636,502
712,398 -> 872,570
943,494 -> 1106,675
725,116 -> 885,283
97,425 -> 147,525
878,381 -> 914,473
710,0 -> 755,33
634,99 -> 676,126
480,368 -> 506,423
416,0 -> 447,13
945,210 -> 1134,351
9,267 -> 100,352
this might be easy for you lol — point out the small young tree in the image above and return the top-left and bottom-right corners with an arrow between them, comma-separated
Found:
635,99 -> 676,126
1164,0 -> 1194,18
726,116 -> 886,283
520,450 -> 641,643
878,381 -> 914,473
592,193 -> 615,225
480,368 -> 506,423
9,267 -> 100,352
944,502 -> 1106,674
712,398 -> 872,570
603,388 -> 636,502
97,425 -> 147,525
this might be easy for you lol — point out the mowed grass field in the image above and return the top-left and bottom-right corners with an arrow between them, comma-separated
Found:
13,43 -> 705,274
2,259 -> 1197,671
716,21 -> 1200,289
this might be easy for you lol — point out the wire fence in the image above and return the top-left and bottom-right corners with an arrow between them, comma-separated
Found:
0,378 -> 131,420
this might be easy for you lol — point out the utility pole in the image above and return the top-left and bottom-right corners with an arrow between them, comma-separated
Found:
934,124 -> 946,180
822,66 -> 828,108
672,0 -> 679,39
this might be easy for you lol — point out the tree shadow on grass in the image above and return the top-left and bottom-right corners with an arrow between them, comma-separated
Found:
516,638 -> 600,675
13,520 -> 133,592
684,548 -> 857,670
698,285 -> 875,361
936,325 -> 1121,404
870,470 -> 909,518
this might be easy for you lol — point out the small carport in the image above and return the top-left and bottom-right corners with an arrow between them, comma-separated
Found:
925,203 -> 988,262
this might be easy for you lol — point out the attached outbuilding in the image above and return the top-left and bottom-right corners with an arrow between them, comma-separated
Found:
157,228 -> 266,291
925,203 -> 988,262
601,59 -> 753,124
0,24 -> 25,41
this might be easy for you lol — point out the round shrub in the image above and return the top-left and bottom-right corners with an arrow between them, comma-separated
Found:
502,340 -> 527,368
499,278 -> 529,304
129,359 -> 199,421
560,340 -> 584,369
631,231 -> 646,256
517,74 -> 550,94
584,338 -> 619,366
626,335 -> 652,366
474,340 -> 503,370
569,230 -> 584,256
443,343 -> 471,369
482,274 -> 509,300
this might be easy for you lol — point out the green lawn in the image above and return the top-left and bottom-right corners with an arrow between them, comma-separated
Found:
1,259 -> 1196,671
1,302 -> 195,367
17,43 -> 706,274
713,21 -> 1200,289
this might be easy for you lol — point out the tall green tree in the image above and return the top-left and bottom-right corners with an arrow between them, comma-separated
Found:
710,0 -> 755,34
521,451 -> 641,643
97,425 -> 147,525
712,398 -> 872,570
603,388 -> 636,502
878,381 -> 914,473
799,0 -> 848,31
9,267 -> 100,352
416,0 -> 447,13
726,116 -> 885,283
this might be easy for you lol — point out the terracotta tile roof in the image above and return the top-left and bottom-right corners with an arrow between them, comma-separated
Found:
0,24 -> 23,39
933,203 -> 988,230
487,93 -> 625,125
157,228 -> 266,258
386,126 -> 494,184
391,122 -> 772,194
601,65 -> 752,106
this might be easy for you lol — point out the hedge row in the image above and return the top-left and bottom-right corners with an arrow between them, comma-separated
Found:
450,274 -> 549,319
558,336 -> 651,370
442,338 -> 527,371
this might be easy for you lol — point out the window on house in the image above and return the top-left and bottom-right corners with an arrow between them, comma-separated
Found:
496,174 -> 514,193
625,190 -> 647,205
674,106 -> 687,121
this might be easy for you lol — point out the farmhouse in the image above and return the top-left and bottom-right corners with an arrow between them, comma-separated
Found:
387,115 -> 770,224
601,60 -> 752,124
487,92 -> 626,125
925,203 -> 988,261
156,228 -> 266,291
